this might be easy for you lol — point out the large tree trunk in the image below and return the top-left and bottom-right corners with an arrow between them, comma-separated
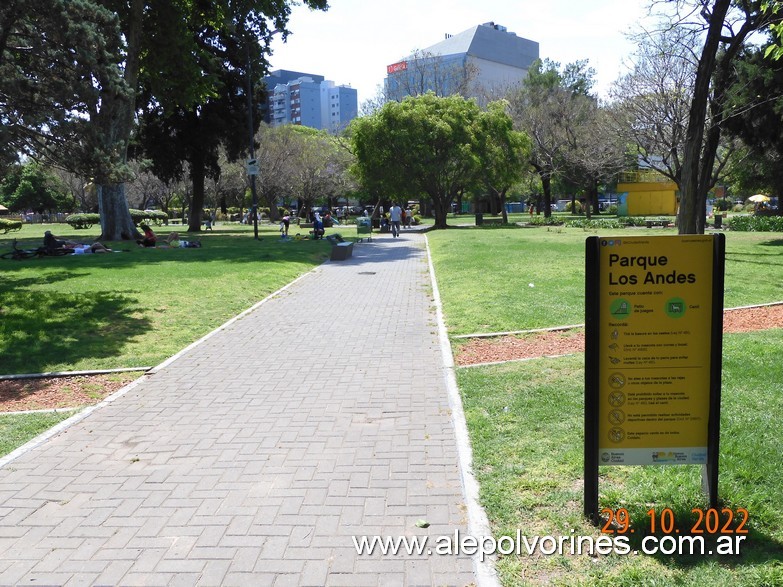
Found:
98,184 -> 138,240
540,173 -> 552,218
500,188 -> 508,224
584,180 -> 598,220
678,0 -> 731,235
432,195 -> 451,229
188,149 -> 206,232
95,0 -> 144,241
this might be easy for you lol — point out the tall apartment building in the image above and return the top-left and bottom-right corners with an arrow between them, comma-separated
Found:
264,70 -> 358,133
385,22 -> 539,103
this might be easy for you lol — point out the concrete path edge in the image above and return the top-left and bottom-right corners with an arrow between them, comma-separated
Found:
425,234 -> 501,587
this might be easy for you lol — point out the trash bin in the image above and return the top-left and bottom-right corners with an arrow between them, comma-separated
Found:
357,217 -> 372,240
475,212 -> 484,226
714,214 -> 722,229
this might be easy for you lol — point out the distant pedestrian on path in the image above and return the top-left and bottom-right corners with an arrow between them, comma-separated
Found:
389,202 -> 402,238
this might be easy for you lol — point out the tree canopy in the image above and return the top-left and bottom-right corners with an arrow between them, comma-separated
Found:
508,59 -> 601,217
2,0 -> 328,239
655,0 -> 783,233
0,0 -> 126,173
350,93 -> 525,229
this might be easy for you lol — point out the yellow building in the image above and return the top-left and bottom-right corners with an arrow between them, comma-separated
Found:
616,172 -> 678,216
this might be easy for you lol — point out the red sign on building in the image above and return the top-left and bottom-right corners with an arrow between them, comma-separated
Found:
387,61 -> 408,74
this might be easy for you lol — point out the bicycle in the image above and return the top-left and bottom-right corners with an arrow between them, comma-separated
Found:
0,239 -> 41,260
0,239 -> 71,260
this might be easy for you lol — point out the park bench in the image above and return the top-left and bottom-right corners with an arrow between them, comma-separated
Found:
482,217 -> 504,225
326,234 -> 353,261
645,219 -> 670,228
300,222 -> 314,229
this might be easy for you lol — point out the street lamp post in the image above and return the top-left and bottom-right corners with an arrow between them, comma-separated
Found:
245,40 -> 259,240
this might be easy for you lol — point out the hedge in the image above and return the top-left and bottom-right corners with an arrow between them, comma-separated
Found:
65,213 -> 100,229
727,214 -> 783,232
0,218 -> 22,233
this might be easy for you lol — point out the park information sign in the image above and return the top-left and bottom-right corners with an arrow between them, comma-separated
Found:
584,234 -> 725,520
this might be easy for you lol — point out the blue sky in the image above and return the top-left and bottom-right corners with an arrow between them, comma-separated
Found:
268,0 -> 652,103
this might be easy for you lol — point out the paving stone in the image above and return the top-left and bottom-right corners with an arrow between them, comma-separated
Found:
0,233 -> 475,585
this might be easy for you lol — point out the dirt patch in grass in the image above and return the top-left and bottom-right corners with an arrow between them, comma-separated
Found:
456,304 -> 783,366
0,372 -> 140,413
2,306 -> 780,409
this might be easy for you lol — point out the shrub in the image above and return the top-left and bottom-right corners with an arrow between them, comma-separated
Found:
565,200 -> 583,214
129,209 -> 167,226
0,218 -> 22,233
564,218 -> 625,229
606,205 -> 618,215
726,214 -> 783,232
528,216 -> 563,226
65,213 -> 100,229
620,217 -> 648,227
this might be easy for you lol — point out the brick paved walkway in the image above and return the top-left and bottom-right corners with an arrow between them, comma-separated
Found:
0,232 -> 478,586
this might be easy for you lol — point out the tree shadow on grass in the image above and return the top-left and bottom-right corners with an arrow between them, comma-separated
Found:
0,285 -> 151,375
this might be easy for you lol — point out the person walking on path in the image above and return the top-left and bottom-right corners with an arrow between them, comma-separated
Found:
389,202 -> 402,237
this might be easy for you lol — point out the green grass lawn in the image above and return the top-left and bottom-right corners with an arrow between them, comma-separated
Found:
0,411 -> 75,457
458,330 -> 783,587
2,221 -> 782,587
0,222 -> 332,375
428,226 -> 783,335
430,224 -> 783,585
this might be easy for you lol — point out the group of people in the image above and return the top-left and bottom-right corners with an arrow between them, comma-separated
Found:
386,203 -> 413,237
42,225 -> 201,255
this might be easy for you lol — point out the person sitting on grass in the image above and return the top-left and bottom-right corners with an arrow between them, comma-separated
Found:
137,224 -> 157,247
43,230 -> 77,252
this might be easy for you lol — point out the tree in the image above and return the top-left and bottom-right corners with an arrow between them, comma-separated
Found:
350,93 -> 485,229
133,1 -> 280,233
660,0 -> 782,233
560,100 -> 627,218
721,45 -> 783,204
253,123 -> 300,219
474,101 -> 532,222
0,162 -> 72,213
385,50 -> 479,102
51,167 -> 96,212
508,59 -> 596,218
0,0 -> 126,172
87,0 -> 327,239
611,27 -> 697,187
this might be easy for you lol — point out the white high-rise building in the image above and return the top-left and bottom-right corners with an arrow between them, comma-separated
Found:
265,70 -> 358,133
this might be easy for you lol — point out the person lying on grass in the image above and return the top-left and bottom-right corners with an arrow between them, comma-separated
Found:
162,232 -> 202,248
